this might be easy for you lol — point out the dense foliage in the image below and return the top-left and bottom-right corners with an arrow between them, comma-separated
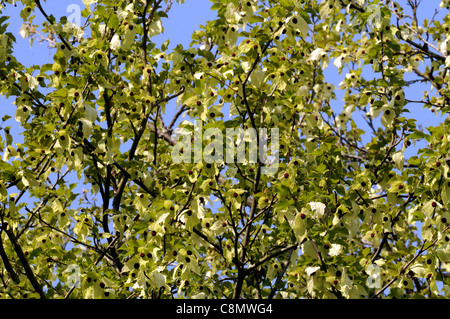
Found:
0,0 -> 450,299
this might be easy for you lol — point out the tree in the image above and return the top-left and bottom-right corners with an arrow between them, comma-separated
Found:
0,0 -> 449,300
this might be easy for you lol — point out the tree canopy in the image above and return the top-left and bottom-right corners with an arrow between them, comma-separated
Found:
0,0 -> 450,299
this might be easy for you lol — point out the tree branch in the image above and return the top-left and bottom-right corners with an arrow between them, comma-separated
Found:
3,225 -> 46,299
371,224 -> 450,298
246,243 -> 298,275
0,230 -> 20,284
34,0 -> 72,51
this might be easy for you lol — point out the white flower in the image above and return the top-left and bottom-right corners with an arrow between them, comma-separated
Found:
329,243 -> 343,256
82,0 -> 98,7
305,266 -> 321,276
334,55 -> 343,69
98,24 -> 107,36
309,202 -> 326,218
173,127 -> 191,136
19,24 -> 29,39
110,34 -> 120,51
310,48 -> 326,61
392,151 -> 404,171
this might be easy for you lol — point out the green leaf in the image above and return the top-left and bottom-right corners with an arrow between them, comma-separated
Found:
289,14 -> 309,37
107,14 -> 119,29
14,105 -> 30,124
151,272 -> 166,288
0,183 -> 7,202
436,243 -> 450,262
301,241 -> 318,259
442,181 -> 450,206
392,151 -> 404,171
422,219 -> 434,242
293,210 -> 307,242
122,25 -> 136,49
